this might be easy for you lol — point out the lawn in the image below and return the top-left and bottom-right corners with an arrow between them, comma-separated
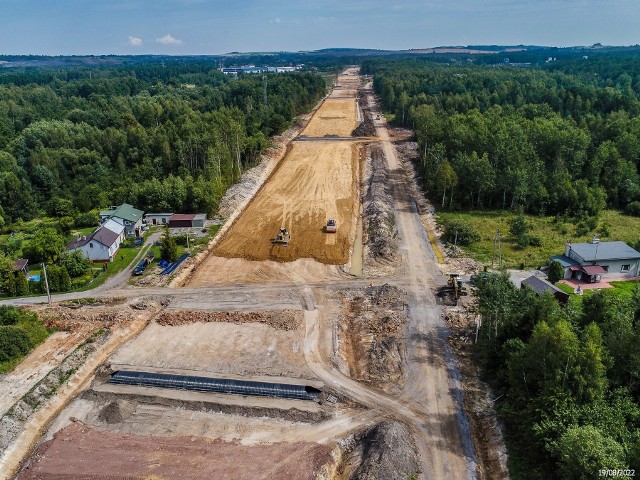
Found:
436,210 -> 640,270
73,245 -> 142,291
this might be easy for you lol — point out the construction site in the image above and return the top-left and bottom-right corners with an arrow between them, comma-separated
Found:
0,69 -> 508,480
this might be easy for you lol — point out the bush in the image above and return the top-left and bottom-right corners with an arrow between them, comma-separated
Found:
443,219 -> 480,245
74,211 -> 99,228
529,236 -> 542,247
624,201 -> 640,217
547,260 -> 564,284
59,251 -> 91,278
0,305 -> 22,325
0,326 -> 32,362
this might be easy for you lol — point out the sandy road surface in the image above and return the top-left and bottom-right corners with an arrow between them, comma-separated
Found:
213,141 -> 359,264
301,98 -> 358,137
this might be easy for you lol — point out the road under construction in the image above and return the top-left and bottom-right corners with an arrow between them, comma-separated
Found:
2,68 -> 481,480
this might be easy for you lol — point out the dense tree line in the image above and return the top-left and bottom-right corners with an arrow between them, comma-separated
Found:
0,63 -> 326,226
363,59 -> 640,218
0,306 -> 49,370
473,274 -> 640,478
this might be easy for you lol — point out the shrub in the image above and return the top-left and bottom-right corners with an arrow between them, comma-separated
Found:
0,306 -> 22,325
443,219 -> 480,246
529,236 -> 542,247
74,211 -> 99,228
547,260 -> 564,284
0,326 -> 32,362
624,201 -> 640,217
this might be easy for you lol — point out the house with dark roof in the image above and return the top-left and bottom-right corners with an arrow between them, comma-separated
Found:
522,275 -> 570,304
12,259 -> 28,276
66,225 -> 123,262
99,204 -> 144,237
551,239 -> 640,283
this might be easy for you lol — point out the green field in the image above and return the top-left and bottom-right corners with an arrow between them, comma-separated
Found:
436,210 -> 640,269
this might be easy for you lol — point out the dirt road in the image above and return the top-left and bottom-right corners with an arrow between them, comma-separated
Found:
369,90 -> 477,478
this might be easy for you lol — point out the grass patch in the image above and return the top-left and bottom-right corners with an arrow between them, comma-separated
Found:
72,245 -> 141,291
609,280 -> 640,295
436,210 -> 640,270
0,307 -> 51,374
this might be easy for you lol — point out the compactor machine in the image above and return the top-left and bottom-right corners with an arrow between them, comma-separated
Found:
325,218 -> 337,233
272,227 -> 291,246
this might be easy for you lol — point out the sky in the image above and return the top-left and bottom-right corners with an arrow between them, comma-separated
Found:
1,0 -> 639,55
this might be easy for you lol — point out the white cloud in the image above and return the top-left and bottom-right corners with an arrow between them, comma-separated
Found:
270,17 -> 282,24
156,34 -> 183,45
128,36 -> 143,47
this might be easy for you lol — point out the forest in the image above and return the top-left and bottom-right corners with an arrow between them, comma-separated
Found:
0,61 -> 327,226
475,274 -> 640,478
363,57 -> 640,219
364,55 -> 640,477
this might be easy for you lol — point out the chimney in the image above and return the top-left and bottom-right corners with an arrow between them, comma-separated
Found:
565,242 -> 571,257
591,235 -> 599,244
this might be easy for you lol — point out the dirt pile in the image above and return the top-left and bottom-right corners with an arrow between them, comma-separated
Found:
156,309 -> 302,331
351,421 -> 420,480
352,91 -> 376,137
362,146 -> 398,276
38,304 -> 136,331
98,400 -> 136,424
444,305 -> 510,479
340,284 -> 408,389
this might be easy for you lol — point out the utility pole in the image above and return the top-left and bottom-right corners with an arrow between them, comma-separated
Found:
497,229 -> 503,268
41,262 -> 51,304
263,75 -> 268,106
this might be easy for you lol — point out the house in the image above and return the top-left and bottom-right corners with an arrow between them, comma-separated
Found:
168,213 -> 207,228
144,213 -> 173,226
12,259 -> 28,277
101,219 -> 126,243
99,204 -> 144,237
521,275 -> 570,304
66,226 -> 123,262
551,239 -> 640,283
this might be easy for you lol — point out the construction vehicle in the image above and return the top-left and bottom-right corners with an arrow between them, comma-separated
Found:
325,218 -> 337,233
437,273 -> 468,305
272,227 -> 291,246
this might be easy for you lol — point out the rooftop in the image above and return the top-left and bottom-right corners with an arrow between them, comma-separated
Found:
522,275 -> 569,300
568,241 -> 640,262
100,204 -> 144,223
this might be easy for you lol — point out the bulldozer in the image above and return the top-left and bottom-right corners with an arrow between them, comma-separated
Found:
272,227 -> 291,246
325,218 -> 337,233
437,273 -> 468,305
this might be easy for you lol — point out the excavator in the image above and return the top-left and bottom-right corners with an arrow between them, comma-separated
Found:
272,227 -> 291,246
437,273 -> 468,305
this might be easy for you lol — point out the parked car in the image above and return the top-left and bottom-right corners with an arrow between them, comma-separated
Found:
134,237 -> 144,247
132,258 -> 149,276
470,272 -> 493,285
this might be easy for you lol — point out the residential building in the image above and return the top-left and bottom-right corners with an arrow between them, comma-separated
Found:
66,226 -> 122,262
144,213 -> 173,226
99,203 -> 144,237
521,275 -> 570,304
12,259 -> 29,276
551,239 -> 640,283
168,213 -> 207,228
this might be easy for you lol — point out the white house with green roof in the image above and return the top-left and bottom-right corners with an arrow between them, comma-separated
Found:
99,203 -> 144,237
